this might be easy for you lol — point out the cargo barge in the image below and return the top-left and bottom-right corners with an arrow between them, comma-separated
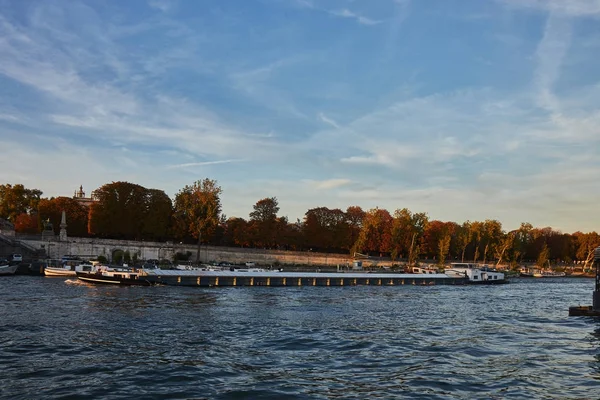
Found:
142,269 -> 468,287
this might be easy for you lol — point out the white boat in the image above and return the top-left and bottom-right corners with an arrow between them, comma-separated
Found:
0,263 -> 19,276
445,263 -> 507,284
45,263 -> 94,277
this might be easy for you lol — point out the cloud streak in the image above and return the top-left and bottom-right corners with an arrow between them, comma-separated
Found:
329,9 -> 382,26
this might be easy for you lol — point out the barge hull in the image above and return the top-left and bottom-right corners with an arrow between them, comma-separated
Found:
144,270 -> 468,287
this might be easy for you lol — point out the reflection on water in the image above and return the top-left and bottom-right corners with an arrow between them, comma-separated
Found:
1,276 -> 600,398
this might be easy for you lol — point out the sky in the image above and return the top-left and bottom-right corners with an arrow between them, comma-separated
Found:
0,0 -> 599,233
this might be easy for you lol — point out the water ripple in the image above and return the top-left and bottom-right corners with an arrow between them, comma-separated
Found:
2,277 -> 600,399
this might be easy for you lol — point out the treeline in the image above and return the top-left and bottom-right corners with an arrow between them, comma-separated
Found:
1,181 -> 599,268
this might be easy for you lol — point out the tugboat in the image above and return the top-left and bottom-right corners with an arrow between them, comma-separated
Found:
76,265 -> 153,286
445,263 -> 508,284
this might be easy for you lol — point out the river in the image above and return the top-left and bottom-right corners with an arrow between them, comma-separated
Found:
1,276 -> 599,399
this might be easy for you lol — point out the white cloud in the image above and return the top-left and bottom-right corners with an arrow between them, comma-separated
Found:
305,179 -> 352,190
330,9 -> 382,26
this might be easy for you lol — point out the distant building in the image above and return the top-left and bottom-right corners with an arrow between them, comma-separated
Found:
73,185 -> 97,208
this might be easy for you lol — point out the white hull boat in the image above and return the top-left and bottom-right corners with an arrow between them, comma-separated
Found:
45,264 -> 94,277
0,264 -> 19,276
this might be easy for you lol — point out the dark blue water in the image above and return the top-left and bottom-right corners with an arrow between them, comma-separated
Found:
1,276 -> 600,399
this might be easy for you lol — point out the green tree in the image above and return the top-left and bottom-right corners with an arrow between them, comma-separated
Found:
141,189 -> 172,241
0,184 -> 42,222
88,182 -> 147,239
249,197 -> 280,248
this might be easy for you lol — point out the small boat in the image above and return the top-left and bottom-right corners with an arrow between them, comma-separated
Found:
0,263 -> 19,276
44,263 -> 94,277
76,265 -> 153,286
445,263 -> 507,284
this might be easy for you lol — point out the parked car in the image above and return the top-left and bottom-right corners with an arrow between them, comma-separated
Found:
10,254 -> 22,262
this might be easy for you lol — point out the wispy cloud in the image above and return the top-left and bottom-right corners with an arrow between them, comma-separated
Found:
501,0 -> 600,17
168,159 -> 245,169
148,0 -> 176,13
330,9 -> 382,26
533,13 -> 571,113
318,112 -> 340,129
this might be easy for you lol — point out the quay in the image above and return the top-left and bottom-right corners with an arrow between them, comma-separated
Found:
142,269 -> 468,287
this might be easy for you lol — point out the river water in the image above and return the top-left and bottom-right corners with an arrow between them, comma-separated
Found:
1,276 -> 600,399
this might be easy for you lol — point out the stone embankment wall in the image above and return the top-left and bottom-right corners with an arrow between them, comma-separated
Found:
20,236 -> 371,267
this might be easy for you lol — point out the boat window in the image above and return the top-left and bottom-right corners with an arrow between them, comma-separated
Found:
473,275 -> 478,279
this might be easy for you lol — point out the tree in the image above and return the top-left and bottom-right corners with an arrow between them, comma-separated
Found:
303,207 -> 349,252
141,189 -> 172,241
537,243 -> 550,269
437,234 -> 451,268
249,197 -> 280,248
173,179 -> 222,260
494,232 -> 515,268
222,217 -> 250,247
88,182 -> 147,239
456,221 -> 472,262
573,232 -> 600,270
354,208 -> 393,257
389,208 -> 428,265
0,184 -> 42,222
38,197 -> 89,237
481,219 -> 503,265
13,213 -> 38,234
345,206 -> 365,253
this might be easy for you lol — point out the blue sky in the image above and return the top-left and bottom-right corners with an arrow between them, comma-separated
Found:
1,0 -> 599,233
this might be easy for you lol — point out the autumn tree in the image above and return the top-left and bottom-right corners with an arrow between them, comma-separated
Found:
389,208 -> 428,265
173,179 -> 222,260
456,221 -> 472,262
0,184 -> 42,222
480,220 -> 503,264
437,234 -> 451,268
13,213 -> 39,234
222,217 -> 250,247
573,231 -> 600,270
38,197 -> 89,237
345,206 -> 365,253
537,243 -> 550,269
494,232 -> 515,268
353,208 -> 393,257
303,207 -> 350,252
